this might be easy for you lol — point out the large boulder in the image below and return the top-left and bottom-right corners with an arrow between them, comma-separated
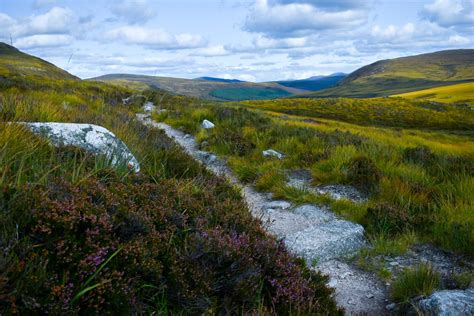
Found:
24,122 -> 140,172
417,289 -> 474,316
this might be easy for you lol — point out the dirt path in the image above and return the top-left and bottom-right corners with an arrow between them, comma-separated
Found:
137,111 -> 390,314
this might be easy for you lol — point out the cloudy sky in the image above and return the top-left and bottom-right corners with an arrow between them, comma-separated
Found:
0,0 -> 472,81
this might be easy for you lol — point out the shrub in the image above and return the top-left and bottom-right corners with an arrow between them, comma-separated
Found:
365,203 -> 412,235
402,146 -> 435,166
209,128 -> 255,156
346,156 -> 381,194
0,173 -> 340,314
390,264 -> 440,302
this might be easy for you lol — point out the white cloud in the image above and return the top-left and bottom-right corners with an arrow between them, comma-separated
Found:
14,34 -> 74,49
104,26 -> 207,49
244,0 -> 369,37
421,0 -> 474,28
448,34 -> 470,45
14,7 -> 74,37
111,0 -> 156,24
370,23 -> 415,41
0,13 -> 15,38
194,45 -> 231,56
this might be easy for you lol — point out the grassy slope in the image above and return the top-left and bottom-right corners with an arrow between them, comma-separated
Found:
277,75 -> 346,91
0,47 -> 339,314
393,82 -> 474,105
0,42 -> 78,80
307,49 -> 474,98
157,96 -> 474,258
91,74 -> 302,101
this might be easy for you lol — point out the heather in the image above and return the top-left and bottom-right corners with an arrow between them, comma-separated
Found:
0,82 -> 340,314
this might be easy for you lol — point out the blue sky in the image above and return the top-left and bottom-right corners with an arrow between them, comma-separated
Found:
0,0 -> 472,81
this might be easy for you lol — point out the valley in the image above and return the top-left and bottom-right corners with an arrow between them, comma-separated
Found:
0,41 -> 473,315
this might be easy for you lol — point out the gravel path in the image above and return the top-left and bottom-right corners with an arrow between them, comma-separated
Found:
137,110 -> 390,314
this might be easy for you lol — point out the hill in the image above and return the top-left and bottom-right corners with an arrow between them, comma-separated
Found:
0,42 -> 78,81
277,73 -> 346,91
307,49 -> 474,98
393,82 -> 474,105
91,74 -> 301,101
195,76 -> 244,83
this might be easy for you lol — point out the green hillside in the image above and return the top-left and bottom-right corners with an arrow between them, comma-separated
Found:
393,82 -> 474,105
92,74 -> 302,101
307,49 -> 474,98
0,42 -> 78,81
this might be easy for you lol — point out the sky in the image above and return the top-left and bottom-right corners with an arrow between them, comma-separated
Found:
0,0 -> 472,81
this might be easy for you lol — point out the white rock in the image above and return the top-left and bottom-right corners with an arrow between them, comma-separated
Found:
24,122 -> 140,172
201,119 -> 215,129
418,289 -> 474,316
143,102 -> 156,113
267,200 -> 291,210
284,220 -> 366,264
262,149 -> 284,159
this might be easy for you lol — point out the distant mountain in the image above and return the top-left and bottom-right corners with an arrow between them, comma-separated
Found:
276,73 -> 347,91
92,74 -> 302,101
306,49 -> 474,98
0,42 -> 78,80
195,77 -> 245,83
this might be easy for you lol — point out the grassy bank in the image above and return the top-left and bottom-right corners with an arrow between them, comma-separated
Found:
0,82 -> 340,314
155,95 -> 474,258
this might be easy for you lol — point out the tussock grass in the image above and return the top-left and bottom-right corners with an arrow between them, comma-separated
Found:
390,264 -> 440,302
157,94 -> 474,257
0,77 -> 340,314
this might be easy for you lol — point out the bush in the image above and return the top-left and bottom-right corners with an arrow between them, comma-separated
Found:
209,128 -> 255,156
390,264 -> 440,302
365,203 -> 412,235
0,172 -> 340,314
402,146 -> 435,166
346,156 -> 381,194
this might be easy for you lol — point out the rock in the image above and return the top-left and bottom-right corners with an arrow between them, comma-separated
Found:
24,122 -> 140,172
196,151 -> 217,164
262,149 -> 284,159
386,303 -> 396,311
417,289 -> 474,316
201,119 -> 215,129
143,102 -> 155,113
266,200 -> 291,210
284,220 -> 366,263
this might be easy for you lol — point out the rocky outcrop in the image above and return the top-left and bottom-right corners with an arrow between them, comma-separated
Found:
418,288 -> 474,315
24,122 -> 140,172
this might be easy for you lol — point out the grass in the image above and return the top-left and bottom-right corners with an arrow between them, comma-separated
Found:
0,76 -> 340,314
306,49 -> 474,98
393,82 -> 474,105
390,264 -> 440,302
156,94 -> 474,258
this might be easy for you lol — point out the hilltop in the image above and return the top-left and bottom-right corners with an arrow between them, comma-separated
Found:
307,49 -> 474,98
0,42 -> 78,81
91,73 -> 302,101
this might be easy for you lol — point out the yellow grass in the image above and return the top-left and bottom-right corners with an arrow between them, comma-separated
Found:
393,82 -> 474,104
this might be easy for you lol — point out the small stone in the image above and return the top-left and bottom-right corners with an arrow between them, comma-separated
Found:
201,119 -> 215,129
386,303 -> 396,310
366,294 -> 374,299
262,149 -> 284,159
267,201 -> 291,210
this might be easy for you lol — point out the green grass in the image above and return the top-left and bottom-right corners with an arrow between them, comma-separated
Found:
158,95 -> 474,258
306,49 -> 474,98
390,264 -> 440,302
0,65 -> 340,314
393,82 -> 474,105
209,87 -> 291,101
